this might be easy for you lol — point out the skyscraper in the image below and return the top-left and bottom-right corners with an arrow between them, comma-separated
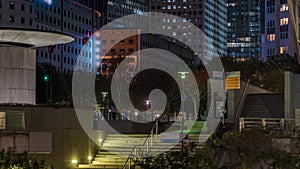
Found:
150,0 -> 227,57
34,0 -> 101,73
261,0 -> 299,60
227,0 -> 264,59
100,0 -> 149,25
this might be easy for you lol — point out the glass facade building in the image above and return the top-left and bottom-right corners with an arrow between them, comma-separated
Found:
150,0 -> 227,57
227,0 -> 264,59
261,0 -> 298,60
204,0 -> 228,56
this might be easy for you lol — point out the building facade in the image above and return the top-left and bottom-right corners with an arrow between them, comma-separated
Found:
261,0 -> 298,60
0,0 -> 74,105
204,0 -> 228,57
34,0 -> 101,73
227,0 -> 264,59
100,0 -> 149,25
150,0 -> 227,57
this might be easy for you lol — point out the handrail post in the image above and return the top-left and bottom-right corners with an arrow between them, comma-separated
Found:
239,118 -> 244,132
134,147 -> 137,159
281,119 -> 285,130
129,158 -> 131,169
151,130 -> 153,146
156,120 -> 158,137
147,139 -> 149,152
262,118 -> 266,129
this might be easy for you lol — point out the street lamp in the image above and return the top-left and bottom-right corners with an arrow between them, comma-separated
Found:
145,100 -> 151,121
177,71 -> 189,168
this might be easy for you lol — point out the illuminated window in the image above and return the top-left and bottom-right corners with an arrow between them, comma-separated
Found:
280,4 -> 288,11
280,18 -> 288,25
9,15 -> 15,22
9,1 -> 14,9
267,34 -> 275,41
280,46 -> 288,54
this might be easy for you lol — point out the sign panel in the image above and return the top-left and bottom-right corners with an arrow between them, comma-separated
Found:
226,71 -> 240,90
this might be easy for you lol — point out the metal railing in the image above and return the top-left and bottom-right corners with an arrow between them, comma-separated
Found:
234,80 -> 250,123
239,118 -> 300,132
122,118 -> 160,169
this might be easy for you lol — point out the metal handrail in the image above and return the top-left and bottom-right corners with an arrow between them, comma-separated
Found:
122,118 -> 160,169
239,118 -> 299,131
235,80 -> 250,122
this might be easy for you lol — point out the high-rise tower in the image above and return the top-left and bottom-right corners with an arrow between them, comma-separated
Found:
227,0 -> 264,59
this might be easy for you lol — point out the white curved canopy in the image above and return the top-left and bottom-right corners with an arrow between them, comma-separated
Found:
0,29 -> 74,47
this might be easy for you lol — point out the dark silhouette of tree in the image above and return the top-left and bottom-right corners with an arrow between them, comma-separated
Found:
0,148 -> 47,169
36,63 -> 72,106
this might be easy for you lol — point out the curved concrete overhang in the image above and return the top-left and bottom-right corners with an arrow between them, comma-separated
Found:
0,28 -> 74,48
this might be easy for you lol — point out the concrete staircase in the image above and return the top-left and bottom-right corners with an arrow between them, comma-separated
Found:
241,93 -> 284,119
242,94 -> 270,117
78,133 -> 210,169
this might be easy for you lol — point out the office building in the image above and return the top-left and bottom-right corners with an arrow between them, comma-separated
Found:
0,0 -> 74,105
34,0 -> 101,73
100,0 -> 149,25
227,0 -> 264,59
261,0 -> 298,60
150,0 -> 228,57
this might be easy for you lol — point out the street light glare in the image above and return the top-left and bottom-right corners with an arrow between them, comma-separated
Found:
178,72 -> 189,79
44,0 -> 52,5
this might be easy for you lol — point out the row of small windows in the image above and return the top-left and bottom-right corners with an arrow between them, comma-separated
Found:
267,48 -> 275,56
108,48 -> 135,54
267,32 -> 289,41
151,0 -> 199,4
266,18 -> 288,35
39,44 -> 92,59
36,2 -> 92,26
152,4 -> 202,10
36,13 -> 91,35
0,15 -> 33,25
39,51 -> 91,68
0,1 -> 33,13
267,0 -> 288,13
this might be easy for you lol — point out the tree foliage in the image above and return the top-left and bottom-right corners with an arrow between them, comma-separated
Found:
0,148 -> 47,169
36,63 -> 72,106
219,55 -> 300,93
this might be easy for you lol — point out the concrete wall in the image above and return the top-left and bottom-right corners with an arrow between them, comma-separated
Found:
284,71 -> 300,119
0,106 -> 99,169
0,47 -> 36,105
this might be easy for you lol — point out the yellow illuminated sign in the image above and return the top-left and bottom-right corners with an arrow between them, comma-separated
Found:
226,72 -> 240,90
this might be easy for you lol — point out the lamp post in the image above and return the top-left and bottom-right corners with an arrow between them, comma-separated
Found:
178,71 -> 189,168
145,100 -> 151,121
101,92 -> 108,120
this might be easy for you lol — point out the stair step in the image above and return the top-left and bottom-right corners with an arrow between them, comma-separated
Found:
79,133 -> 209,169
78,164 -> 124,168
92,161 -> 125,165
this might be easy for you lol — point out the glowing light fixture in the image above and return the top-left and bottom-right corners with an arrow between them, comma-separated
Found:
44,0 -> 52,5
71,159 -> 78,164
